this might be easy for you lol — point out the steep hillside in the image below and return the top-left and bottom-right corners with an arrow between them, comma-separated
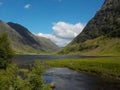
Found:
59,0 -> 120,56
0,21 -> 59,54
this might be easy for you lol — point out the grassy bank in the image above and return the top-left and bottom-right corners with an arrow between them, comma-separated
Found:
58,37 -> 120,56
45,57 -> 120,79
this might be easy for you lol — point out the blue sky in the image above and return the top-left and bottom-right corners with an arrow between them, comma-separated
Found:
0,0 -> 105,47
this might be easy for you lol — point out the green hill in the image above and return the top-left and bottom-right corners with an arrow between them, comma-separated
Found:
59,0 -> 120,56
0,21 -> 59,54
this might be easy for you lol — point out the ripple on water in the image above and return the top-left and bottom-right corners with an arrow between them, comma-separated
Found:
43,68 -> 120,90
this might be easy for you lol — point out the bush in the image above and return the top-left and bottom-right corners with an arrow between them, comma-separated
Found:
0,61 -> 52,90
0,33 -> 14,69
27,61 -> 45,90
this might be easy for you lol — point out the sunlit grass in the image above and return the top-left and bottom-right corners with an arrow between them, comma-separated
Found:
45,57 -> 120,79
59,37 -> 120,56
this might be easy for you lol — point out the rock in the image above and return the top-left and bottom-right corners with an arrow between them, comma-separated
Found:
50,82 -> 55,89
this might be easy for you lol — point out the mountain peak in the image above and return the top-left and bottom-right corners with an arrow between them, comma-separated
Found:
0,20 -> 5,25
71,0 -> 120,44
7,22 -> 30,32
0,20 -> 15,32
104,0 -> 118,4
59,0 -> 120,56
0,20 -> 3,22
0,21 -> 59,54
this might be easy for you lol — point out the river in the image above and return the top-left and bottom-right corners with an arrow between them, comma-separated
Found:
43,67 -> 120,90
13,55 -> 120,90
13,55 -> 109,64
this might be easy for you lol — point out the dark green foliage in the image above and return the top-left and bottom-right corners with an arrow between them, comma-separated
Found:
27,61 -> 45,90
0,64 -> 23,90
0,33 -> 14,69
0,61 -> 51,90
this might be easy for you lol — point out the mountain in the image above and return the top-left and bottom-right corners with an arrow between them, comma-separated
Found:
59,0 -> 120,56
0,20 -> 59,54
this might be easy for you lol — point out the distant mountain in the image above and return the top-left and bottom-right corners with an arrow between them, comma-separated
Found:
0,20 -> 59,54
59,0 -> 120,56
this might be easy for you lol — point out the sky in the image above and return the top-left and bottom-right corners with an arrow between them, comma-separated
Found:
0,0 -> 105,47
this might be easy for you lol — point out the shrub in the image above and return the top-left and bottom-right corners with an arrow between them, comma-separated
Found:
0,33 -> 14,69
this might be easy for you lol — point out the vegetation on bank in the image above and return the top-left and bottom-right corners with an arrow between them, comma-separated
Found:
58,37 -> 120,56
0,33 -> 51,90
0,61 -> 52,90
0,33 -> 14,69
58,0 -> 120,56
45,57 -> 120,79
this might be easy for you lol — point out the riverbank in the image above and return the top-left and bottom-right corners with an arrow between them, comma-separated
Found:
45,57 -> 120,80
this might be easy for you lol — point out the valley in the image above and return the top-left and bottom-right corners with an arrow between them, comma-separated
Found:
0,0 -> 120,90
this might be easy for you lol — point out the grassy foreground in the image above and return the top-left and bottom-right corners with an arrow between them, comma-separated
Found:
45,57 -> 120,79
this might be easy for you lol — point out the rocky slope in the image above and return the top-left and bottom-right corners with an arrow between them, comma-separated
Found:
59,0 -> 120,56
0,21 -> 59,54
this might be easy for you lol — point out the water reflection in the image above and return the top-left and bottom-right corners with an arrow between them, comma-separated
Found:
13,55 -> 110,64
43,68 -> 120,90
13,55 -> 120,90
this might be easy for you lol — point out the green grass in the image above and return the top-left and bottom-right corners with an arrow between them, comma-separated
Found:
59,37 -> 120,56
19,68 -> 29,73
45,57 -> 120,79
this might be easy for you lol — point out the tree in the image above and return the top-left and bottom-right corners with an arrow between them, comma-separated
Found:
27,61 -> 45,90
0,33 -> 14,69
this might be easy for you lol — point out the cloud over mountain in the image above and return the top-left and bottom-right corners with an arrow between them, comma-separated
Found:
37,21 -> 84,47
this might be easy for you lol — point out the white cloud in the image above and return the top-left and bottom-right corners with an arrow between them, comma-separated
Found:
37,21 -> 84,47
52,22 -> 84,39
24,4 -> 31,9
38,33 -> 70,47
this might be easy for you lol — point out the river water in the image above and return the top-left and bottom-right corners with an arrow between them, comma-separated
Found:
13,55 -> 120,90
43,68 -> 120,90
13,55 -> 108,64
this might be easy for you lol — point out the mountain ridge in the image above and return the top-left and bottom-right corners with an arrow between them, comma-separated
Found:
0,20 -> 59,54
71,0 -> 120,44
59,0 -> 120,56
